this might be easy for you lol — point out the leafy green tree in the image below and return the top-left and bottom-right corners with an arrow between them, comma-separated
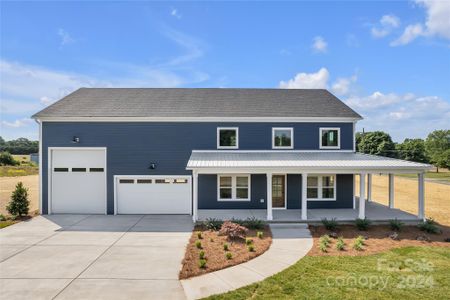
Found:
0,137 -> 38,154
396,138 -> 428,163
357,131 -> 397,158
425,130 -> 450,172
7,182 -> 29,217
0,152 -> 19,166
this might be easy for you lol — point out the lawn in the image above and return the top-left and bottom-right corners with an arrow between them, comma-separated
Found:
0,166 -> 39,177
0,220 -> 18,229
396,169 -> 450,184
208,246 -> 450,300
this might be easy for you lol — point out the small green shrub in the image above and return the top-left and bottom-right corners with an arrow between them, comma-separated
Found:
243,217 -> 266,230
225,252 -> 232,260
353,235 -> 365,251
199,259 -> 207,268
319,242 -> 328,252
319,234 -> 331,252
321,218 -> 338,231
245,238 -> 253,245
203,218 -> 223,231
418,218 -> 441,234
336,237 -> 345,251
248,245 -> 255,252
195,240 -> 202,249
355,218 -> 371,231
0,152 -> 20,166
0,214 -> 6,221
223,243 -> 229,251
199,250 -> 205,259
6,182 -> 29,217
196,231 -> 203,239
389,218 -> 404,231
355,235 -> 366,245
256,231 -> 264,239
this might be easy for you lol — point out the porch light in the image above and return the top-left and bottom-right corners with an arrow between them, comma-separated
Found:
72,136 -> 80,143
149,162 -> 157,170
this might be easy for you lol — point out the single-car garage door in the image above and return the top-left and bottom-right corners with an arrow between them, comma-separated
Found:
50,148 -> 106,214
116,176 -> 191,214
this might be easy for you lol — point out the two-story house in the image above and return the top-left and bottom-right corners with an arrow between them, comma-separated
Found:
32,88 -> 430,221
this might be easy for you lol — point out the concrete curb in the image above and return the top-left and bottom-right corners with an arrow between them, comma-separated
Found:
180,224 -> 313,300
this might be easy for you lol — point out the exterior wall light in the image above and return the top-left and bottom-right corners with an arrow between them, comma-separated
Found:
149,162 -> 157,169
72,136 -> 80,143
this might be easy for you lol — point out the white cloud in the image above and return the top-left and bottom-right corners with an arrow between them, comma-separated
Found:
1,118 -> 33,128
57,28 -> 75,46
279,68 -> 329,89
311,36 -> 328,53
390,23 -> 425,46
331,75 -> 357,96
170,8 -> 182,19
371,14 -> 400,38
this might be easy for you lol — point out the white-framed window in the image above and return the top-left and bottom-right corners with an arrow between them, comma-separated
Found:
217,127 -> 239,149
306,175 -> 336,201
320,127 -> 340,149
272,127 -> 294,149
217,174 -> 250,201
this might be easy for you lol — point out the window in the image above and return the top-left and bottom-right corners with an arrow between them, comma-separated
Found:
272,128 -> 293,149
217,127 -> 238,149
54,168 -> 69,172
72,168 -> 86,172
89,168 -> 104,172
306,175 -> 336,200
320,128 -> 340,149
218,175 -> 250,201
119,179 -> 134,184
155,179 -> 172,184
174,178 -> 188,184
137,179 -> 152,184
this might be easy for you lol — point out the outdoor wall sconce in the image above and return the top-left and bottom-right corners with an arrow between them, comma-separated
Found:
72,136 -> 80,143
149,162 -> 157,170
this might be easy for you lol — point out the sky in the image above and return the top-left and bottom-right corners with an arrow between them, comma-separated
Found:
1,0 -> 449,142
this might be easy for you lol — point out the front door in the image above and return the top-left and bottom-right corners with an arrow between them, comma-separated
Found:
272,175 -> 286,209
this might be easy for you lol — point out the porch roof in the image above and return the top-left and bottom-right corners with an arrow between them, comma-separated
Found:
186,151 -> 432,173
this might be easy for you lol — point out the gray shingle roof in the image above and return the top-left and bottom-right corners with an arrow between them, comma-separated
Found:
32,88 -> 362,119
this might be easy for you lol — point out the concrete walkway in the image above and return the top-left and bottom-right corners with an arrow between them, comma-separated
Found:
181,224 -> 313,299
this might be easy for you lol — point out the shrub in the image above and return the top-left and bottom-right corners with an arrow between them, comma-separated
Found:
199,250 -> 205,259
209,238 -> 214,242
196,231 -> 203,239
319,242 -> 328,253
245,238 -> 253,245
195,240 -> 202,249
336,237 -> 345,251
353,236 -> 365,251
0,214 -> 6,221
243,217 -> 266,230
223,243 -> 229,251
418,218 -> 441,234
248,245 -> 255,252
6,182 -> 29,217
321,218 -> 338,231
355,218 -> 371,231
219,221 -> 248,240
0,152 -> 19,166
256,231 -> 264,239
199,259 -> 207,268
319,234 -> 331,252
355,235 -> 366,245
203,218 -> 223,231
225,252 -> 232,260
389,218 -> 404,231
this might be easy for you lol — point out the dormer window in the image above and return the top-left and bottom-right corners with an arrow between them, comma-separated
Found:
217,127 -> 238,149
320,128 -> 340,149
272,128 -> 293,149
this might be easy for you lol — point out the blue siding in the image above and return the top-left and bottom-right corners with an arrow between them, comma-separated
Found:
42,122 -> 354,214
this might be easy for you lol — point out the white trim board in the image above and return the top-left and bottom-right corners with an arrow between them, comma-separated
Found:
217,174 -> 251,202
319,127 -> 341,149
217,127 -> 239,149
272,128 -> 294,149
272,174 -> 287,209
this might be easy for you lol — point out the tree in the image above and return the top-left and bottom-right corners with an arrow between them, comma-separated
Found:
0,137 -> 38,154
0,152 -> 19,166
425,130 -> 450,172
357,131 -> 397,158
396,138 -> 428,163
6,182 -> 29,217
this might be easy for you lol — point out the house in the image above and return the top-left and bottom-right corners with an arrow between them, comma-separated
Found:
32,88 -> 431,221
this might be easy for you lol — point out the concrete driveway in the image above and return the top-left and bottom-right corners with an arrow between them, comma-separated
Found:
0,214 -> 193,300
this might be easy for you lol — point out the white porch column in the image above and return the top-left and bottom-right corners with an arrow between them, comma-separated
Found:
352,174 -> 356,209
367,174 -> 372,202
359,173 -> 366,219
388,173 -> 394,208
418,172 -> 425,220
301,173 -> 308,220
266,173 -> 273,221
192,170 -> 198,222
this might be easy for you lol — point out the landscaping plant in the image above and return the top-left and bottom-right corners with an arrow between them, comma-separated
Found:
353,235 -> 365,251
223,243 -> 229,251
225,252 -> 232,260
321,218 -> 338,231
203,218 -> 223,231
6,182 -> 29,217
418,218 -> 441,234
257,231 -> 264,239
199,250 -> 205,259
355,218 -> 371,231
0,214 -> 6,221
196,231 -> 203,239
336,237 -> 345,251
219,221 -> 248,240
195,240 -> 202,249
199,259 -> 207,269
319,234 -> 331,252
389,218 -> 404,231
245,238 -> 253,245
243,217 -> 266,230
248,245 -> 255,252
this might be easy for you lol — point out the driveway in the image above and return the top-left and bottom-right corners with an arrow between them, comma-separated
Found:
0,214 -> 193,300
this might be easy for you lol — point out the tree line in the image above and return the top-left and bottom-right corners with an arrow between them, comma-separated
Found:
356,129 -> 450,171
0,137 -> 38,155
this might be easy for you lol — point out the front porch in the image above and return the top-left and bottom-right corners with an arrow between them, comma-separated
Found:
198,201 -> 420,223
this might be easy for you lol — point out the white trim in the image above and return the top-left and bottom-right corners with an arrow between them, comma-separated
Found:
193,171 -> 198,221
266,173 -> 273,220
272,128 -> 294,149
272,174 -> 287,209
418,172 -> 425,220
48,147 -> 107,215
352,174 -> 356,209
306,174 -> 337,201
192,149 -> 354,153
388,174 -> 394,208
189,167 -> 430,174
35,116 -> 362,123
353,121 -> 356,152
359,173 -> 366,219
113,175 -> 192,215
36,120 -> 43,214
217,174 -> 251,201
217,127 -> 239,149
367,173 -> 372,202
319,127 -> 341,149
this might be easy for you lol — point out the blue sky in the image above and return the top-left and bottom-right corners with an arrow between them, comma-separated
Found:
1,1 -> 449,142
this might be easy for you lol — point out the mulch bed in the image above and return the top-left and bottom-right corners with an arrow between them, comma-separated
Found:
179,225 -> 272,279
308,224 -> 450,256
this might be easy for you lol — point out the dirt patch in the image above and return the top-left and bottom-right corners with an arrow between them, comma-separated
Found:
308,224 -> 450,256
0,175 -> 39,216
179,225 -> 272,279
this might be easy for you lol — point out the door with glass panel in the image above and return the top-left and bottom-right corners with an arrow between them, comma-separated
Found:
272,175 -> 286,208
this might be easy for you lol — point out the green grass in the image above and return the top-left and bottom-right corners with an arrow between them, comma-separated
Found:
395,172 -> 450,183
0,166 -> 38,177
0,220 -> 18,229
207,247 -> 450,300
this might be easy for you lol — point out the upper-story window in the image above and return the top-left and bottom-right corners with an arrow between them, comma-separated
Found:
217,127 -> 239,149
272,128 -> 293,149
320,128 -> 340,149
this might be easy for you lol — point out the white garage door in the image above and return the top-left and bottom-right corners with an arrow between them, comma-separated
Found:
50,148 -> 106,214
116,176 -> 191,214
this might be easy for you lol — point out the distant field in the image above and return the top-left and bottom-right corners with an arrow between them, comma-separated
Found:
395,168 -> 450,183
0,166 -> 39,177
12,154 -> 30,163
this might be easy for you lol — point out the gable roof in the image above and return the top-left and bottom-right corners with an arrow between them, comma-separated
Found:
32,88 -> 362,120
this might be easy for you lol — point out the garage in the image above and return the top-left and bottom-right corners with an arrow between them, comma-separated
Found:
115,176 -> 191,214
49,148 -> 106,214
